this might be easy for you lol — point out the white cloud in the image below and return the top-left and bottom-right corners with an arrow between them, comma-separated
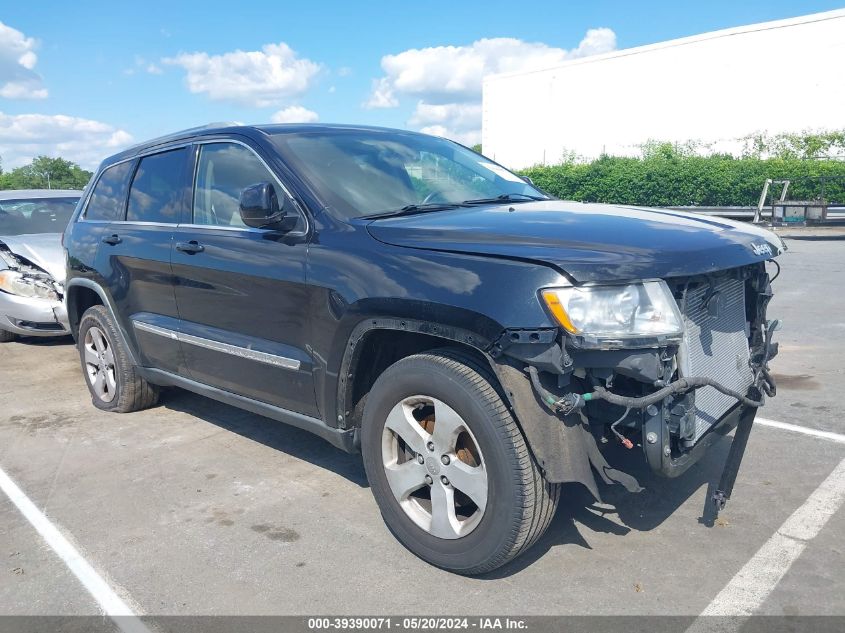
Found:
365,29 -> 616,144
418,125 -> 482,147
410,102 -> 483,146
145,63 -> 163,75
0,21 -> 47,99
367,30 -> 616,107
410,102 -> 483,132
364,76 -> 398,109
270,105 -> 319,124
164,42 -> 321,107
0,112 -> 133,170
571,27 -> 617,57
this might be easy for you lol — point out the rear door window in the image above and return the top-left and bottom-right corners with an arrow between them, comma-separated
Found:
127,148 -> 188,224
85,161 -> 133,221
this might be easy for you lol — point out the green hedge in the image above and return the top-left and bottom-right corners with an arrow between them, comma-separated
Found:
520,155 -> 845,207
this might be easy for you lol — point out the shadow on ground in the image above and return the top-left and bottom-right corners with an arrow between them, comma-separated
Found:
6,334 -> 73,347
159,384 -> 737,578
481,437 -> 733,578
160,388 -> 369,488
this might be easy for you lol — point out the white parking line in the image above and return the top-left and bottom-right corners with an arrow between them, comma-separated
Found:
692,456 -> 845,623
0,466 -> 150,633
0,409 -> 839,632
756,417 -> 845,444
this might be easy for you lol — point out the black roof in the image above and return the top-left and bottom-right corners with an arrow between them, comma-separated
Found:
104,123 -> 425,167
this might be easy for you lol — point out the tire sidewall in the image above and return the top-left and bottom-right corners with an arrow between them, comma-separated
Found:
362,355 -> 523,573
78,307 -> 124,411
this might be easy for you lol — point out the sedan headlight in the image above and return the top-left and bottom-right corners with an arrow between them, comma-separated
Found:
541,280 -> 684,347
0,269 -> 60,301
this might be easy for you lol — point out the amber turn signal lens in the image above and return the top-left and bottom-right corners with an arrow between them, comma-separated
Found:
541,289 -> 579,334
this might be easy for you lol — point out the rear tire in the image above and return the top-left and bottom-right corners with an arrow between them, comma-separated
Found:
77,305 -> 159,412
361,348 -> 560,575
0,329 -> 16,342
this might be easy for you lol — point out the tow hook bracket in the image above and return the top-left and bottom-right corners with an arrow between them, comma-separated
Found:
709,405 -> 758,518
712,489 -> 728,511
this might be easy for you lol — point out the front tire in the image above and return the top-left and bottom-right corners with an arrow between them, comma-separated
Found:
361,349 -> 560,575
0,329 -> 16,343
77,305 -> 159,412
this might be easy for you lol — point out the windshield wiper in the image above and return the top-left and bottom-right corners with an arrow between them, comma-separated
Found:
462,193 -> 548,205
359,202 -> 470,220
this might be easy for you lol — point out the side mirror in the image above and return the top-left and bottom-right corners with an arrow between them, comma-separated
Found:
239,182 -> 296,230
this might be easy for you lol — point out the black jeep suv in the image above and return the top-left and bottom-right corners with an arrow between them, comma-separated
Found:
64,124 -> 782,574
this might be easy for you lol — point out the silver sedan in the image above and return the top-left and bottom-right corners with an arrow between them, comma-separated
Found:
0,189 -> 82,342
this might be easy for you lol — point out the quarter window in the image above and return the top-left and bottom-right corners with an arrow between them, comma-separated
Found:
192,143 -> 278,227
127,149 -> 187,224
85,161 -> 133,221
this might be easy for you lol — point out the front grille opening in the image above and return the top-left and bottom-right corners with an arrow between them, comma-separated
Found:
677,275 -> 754,443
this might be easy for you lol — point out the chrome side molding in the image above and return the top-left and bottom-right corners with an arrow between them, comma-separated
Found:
132,320 -> 301,370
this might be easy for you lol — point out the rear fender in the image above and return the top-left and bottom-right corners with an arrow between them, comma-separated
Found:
66,278 -> 139,365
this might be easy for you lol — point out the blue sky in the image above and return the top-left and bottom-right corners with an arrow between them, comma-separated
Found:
0,0 -> 842,169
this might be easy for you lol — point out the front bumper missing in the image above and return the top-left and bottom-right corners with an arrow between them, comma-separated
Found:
643,401 -> 752,478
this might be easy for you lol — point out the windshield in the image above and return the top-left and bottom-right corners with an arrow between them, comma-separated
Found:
272,130 -> 548,219
0,197 -> 79,236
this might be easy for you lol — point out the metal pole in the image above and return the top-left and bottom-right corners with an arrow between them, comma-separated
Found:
754,179 -> 771,223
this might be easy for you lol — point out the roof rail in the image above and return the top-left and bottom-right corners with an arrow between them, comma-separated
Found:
124,121 -> 244,153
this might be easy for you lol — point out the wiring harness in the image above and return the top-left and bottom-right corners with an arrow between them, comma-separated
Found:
528,320 -> 779,418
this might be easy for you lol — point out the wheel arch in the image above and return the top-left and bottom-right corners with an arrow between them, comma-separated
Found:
66,278 -> 139,365
337,317 -> 498,433
338,317 -> 607,500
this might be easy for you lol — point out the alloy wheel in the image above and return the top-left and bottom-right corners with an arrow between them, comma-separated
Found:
381,395 -> 488,539
83,326 -> 117,403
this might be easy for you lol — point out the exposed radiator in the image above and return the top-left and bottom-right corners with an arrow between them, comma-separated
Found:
678,277 -> 754,443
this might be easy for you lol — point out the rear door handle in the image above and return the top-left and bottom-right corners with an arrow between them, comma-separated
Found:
101,234 -> 122,245
176,240 -> 204,254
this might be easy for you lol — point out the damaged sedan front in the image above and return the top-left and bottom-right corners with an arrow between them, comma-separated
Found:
0,190 -> 81,342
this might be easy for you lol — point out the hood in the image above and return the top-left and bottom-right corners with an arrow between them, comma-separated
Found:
365,201 -> 785,283
0,233 -> 66,281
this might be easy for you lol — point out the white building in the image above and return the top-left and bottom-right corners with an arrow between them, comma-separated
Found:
482,9 -> 845,169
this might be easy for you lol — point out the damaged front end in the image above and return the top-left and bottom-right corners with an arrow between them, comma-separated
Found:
490,262 -> 779,512
0,241 -> 69,335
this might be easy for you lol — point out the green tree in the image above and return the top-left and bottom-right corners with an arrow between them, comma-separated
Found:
740,130 -> 845,159
0,156 -> 92,190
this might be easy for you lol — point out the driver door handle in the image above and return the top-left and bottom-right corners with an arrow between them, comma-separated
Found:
176,240 -> 205,254
101,234 -> 122,245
